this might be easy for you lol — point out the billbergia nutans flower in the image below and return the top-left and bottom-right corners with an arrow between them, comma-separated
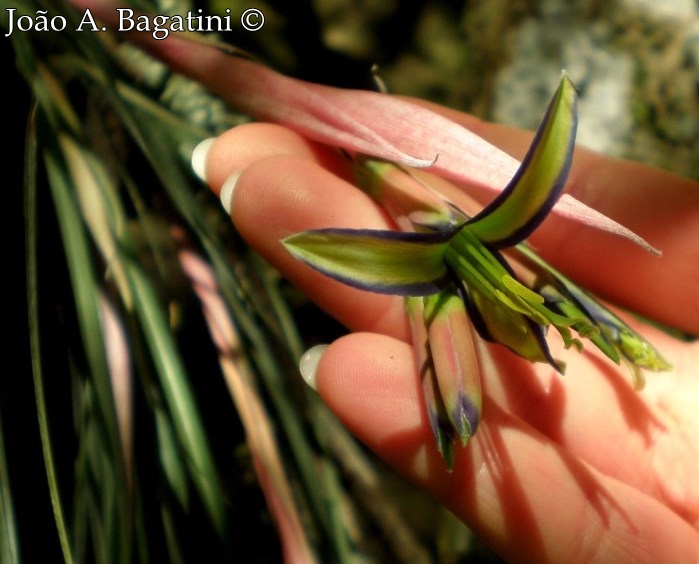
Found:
283,74 -> 671,467
72,1 -> 671,467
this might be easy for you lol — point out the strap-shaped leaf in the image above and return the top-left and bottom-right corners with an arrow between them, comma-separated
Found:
282,228 -> 451,295
467,73 -> 578,247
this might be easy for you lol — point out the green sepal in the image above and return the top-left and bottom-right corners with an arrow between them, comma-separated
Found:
282,228 -> 452,295
424,291 -> 482,445
406,296 -> 457,469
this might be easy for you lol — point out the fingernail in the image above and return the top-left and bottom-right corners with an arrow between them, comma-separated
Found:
219,172 -> 241,214
299,344 -> 328,390
191,137 -> 216,182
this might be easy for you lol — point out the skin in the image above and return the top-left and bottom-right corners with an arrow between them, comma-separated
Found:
201,111 -> 699,562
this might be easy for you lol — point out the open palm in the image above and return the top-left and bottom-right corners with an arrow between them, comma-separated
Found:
198,110 -> 699,562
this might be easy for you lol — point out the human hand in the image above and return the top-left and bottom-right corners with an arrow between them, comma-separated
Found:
193,111 -> 699,562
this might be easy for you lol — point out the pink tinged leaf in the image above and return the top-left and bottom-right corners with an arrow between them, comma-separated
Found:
66,0 -> 518,188
98,291 -> 133,490
424,291 -> 482,445
179,250 -> 316,563
553,195 -> 661,255
151,43 -> 520,185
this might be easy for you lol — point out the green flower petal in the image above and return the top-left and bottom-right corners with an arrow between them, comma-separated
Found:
282,228 -> 452,295
467,73 -> 578,247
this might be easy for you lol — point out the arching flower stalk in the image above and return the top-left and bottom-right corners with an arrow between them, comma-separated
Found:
283,74 -> 671,468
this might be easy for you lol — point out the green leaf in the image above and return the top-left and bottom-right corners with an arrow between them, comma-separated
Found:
282,228 -> 452,295
0,405 -> 19,564
467,73 -> 578,247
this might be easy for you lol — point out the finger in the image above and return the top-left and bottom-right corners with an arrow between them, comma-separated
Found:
231,157 -> 411,337
204,125 -> 409,338
315,333 -> 699,562
203,122 -> 353,190
232,156 -> 406,337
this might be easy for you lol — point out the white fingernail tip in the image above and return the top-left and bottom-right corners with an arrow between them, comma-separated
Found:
219,172 -> 241,214
191,137 -> 216,182
299,344 -> 328,390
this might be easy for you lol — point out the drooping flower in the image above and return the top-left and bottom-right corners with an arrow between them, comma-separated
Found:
69,0 -> 670,466
282,74 -> 670,467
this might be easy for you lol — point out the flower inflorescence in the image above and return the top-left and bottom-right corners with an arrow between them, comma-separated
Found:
283,74 -> 670,467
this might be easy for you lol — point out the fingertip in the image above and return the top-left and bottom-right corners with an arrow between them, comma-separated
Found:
227,156 -> 408,337
299,344 -> 328,390
203,123 -> 342,191
191,137 -> 217,182
219,171 -> 241,215
227,155 -> 323,238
